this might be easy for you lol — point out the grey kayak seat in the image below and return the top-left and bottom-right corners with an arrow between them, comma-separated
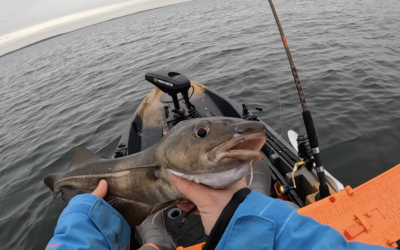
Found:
136,211 -> 177,250
246,153 -> 272,196
246,153 -> 299,210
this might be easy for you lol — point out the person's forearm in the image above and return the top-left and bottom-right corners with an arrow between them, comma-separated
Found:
46,194 -> 131,250
211,191 -> 389,250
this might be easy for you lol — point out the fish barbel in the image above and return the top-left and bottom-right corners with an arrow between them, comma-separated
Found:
44,117 -> 266,226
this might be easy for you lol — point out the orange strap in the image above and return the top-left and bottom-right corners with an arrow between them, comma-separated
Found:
143,243 -> 160,250
176,242 -> 206,250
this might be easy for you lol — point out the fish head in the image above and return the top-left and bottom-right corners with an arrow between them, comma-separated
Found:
156,117 -> 266,188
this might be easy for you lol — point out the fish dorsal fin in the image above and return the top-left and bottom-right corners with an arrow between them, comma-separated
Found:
68,147 -> 103,170
105,195 -> 154,227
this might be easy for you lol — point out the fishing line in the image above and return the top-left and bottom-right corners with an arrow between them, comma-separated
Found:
267,53 -> 284,172
248,165 -> 254,187
151,210 -> 162,224
255,0 -> 285,171
273,52 -> 283,137
149,201 -> 179,224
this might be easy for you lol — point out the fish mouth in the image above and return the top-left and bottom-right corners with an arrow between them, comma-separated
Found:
211,131 -> 266,164
168,131 -> 266,188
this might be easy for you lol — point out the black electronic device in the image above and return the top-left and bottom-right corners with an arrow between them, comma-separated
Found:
145,69 -> 191,94
145,69 -> 194,113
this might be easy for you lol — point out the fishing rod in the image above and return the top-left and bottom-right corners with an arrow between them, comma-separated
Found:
267,0 -> 330,200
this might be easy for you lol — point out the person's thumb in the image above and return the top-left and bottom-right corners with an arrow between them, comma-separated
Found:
91,179 -> 108,199
171,174 -> 211,205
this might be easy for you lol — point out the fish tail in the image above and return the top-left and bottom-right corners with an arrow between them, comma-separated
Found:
49,189 -> 62,207
44,173 -> 61,207
44,173 -> 58,191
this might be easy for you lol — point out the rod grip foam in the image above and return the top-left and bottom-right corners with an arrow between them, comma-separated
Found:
317,171 -> 330,199
302,110 -> 319,148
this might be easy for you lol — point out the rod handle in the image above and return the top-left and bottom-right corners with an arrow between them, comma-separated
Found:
317,171 -> 330,200
302,110 -> 318,148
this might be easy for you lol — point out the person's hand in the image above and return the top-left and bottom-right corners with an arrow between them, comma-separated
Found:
171,174 -> 247,235
91,179 -> 108,199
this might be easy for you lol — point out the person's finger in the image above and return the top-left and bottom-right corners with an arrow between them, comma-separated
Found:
171,174 -> 212,204
176,204 -> 200,215
176,201 -> 195,211
176,201 -> 201,215
91,179 -> 108,198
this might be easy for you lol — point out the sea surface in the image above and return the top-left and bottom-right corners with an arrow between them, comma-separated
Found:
1,0 -> 400,248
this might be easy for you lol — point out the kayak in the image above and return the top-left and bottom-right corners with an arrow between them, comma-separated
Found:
114,69 -> 342,248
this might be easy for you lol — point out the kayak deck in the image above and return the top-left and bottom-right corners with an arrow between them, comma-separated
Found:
116,81 -> 332,248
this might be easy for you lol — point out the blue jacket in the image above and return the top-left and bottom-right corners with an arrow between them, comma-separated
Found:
46,194 -> 130,250
215,191 -> 388,250
47,191 -> 389,250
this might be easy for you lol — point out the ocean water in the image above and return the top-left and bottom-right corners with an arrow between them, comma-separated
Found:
1,0 -> 400,248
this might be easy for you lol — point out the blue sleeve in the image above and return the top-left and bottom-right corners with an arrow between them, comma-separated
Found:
216,191 -> 389,250
46,194 -> 131,250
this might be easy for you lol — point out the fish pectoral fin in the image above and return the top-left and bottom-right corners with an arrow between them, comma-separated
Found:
68,147 -> 103,170
104,195 -> 153,227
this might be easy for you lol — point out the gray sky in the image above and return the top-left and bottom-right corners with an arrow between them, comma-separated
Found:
0,0 -> 134,36
0,0 -> 190,55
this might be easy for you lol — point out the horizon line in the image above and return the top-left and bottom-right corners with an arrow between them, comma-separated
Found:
0,0 -> 191,57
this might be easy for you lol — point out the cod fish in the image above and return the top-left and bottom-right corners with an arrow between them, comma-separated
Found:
44,117 -> 266,227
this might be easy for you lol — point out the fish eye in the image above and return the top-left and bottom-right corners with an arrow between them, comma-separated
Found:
196,128 -> 208,138
194,121 -> 211,139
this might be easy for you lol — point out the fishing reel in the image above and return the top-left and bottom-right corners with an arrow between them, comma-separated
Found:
297,134 -> 314,172
289,134 -> 314,192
